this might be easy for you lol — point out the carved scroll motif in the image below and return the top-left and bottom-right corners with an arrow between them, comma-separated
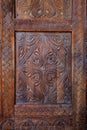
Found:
0,116 -> 73,130
16,33 -> 72,104
16,0 -> 72,19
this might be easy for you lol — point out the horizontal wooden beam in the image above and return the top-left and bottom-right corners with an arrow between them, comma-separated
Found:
15,104 -> 72,118
14,19 -> 72,32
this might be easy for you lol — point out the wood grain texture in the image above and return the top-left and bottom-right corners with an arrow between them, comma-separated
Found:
15,116 -> 73,130
16,32 -> 72,105
85,1 -> 87,129
1,0 -> 14,118
72,0 -> 86,129
15,0 -> 72,20
0,0 -> 2,122
14,19 -> 72,32
0,0 -> 86,129
86,0 -> 87,115
15,104 -> 72,117
0,116 -> 73,130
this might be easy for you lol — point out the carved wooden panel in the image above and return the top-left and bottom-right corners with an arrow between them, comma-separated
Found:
14,116 -> 72,130
15,0 -> 72,19
16,32 -> 72,105
0,0 -> 86,129
0,116 -> 73,130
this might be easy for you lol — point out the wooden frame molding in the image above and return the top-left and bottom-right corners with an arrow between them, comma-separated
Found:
1,0 -> 14,118
72,0 -> 86,129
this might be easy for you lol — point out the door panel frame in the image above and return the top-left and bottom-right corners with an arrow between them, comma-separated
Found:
72,0 -> 86,128
0,0 -> 86,129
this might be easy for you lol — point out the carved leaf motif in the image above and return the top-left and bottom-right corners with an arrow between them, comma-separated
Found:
44,0 -> 56,18
18,119 -> 34,130
16,0 -> 72,19
31,0 -> 44,18
16,0 -> 32,16
36,120 -> 49,130
16,33 -> 72,104
54,121 -> 65,130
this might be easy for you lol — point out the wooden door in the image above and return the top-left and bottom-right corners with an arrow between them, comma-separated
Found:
0,0 -> 86,129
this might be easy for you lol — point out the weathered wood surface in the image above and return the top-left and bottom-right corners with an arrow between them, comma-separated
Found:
0,0 -> 2,122
1,0 -> 14,118
0,0 -> 86,129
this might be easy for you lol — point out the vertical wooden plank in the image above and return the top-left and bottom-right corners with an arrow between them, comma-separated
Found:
0,0 -> 2,122
72,0 -> 86,129
2,0 -> 14,118
85,1 -> 87,129
85,0 -> 87,129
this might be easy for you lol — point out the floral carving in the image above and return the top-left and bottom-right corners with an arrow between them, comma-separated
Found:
16,33 -> 72,104
16,0 -> 72,19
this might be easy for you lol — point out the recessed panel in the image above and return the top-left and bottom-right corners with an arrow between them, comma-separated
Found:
16,33 -> 72,104
15,0 -> 72,20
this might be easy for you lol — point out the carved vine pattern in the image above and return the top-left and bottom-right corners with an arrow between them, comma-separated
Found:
16,33 -> 72,104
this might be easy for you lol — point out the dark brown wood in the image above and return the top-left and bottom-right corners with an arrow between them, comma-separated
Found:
16,32 -> 72,105
15,105 -> 72,117
0,0 -> 86,130
72,0 -> 86,129
1,0 -> 14,118
0,0 -> 2,122
86,1 -> 87,128
14,19 -> 72,32
15,0 -> 72,19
